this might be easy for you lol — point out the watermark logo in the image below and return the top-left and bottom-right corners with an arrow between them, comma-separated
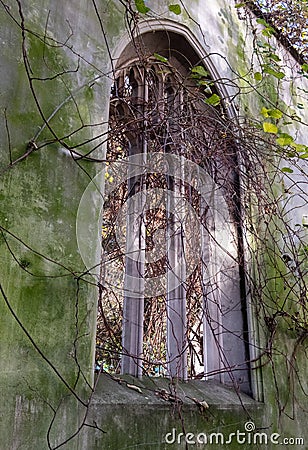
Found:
76,152 -> 232,297
244,421 -> 255,432
164,422 -> 305,446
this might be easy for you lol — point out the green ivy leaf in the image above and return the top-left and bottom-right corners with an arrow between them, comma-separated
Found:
301,63 -> 308,73
281,167 -> 294,173
269,109 -> 283,119
276,133 -> 294,146
269,53 -> 281,62
291,143 -> 307,153
261,107 -> 283,119
153,53 -> 168,63
261,107 -> 270,117
263,65 -> 285,79
168,4 -> 181,15
254,72 -> 262,81
135,0 -> 150,14
205,94 -> 221,106
197,79 -> 211,86
263,122 -> 278,134
273,71 -> 286,80
256,18 -> 269,27
262,27 -> 275,37
191,66 -> 209,78
235,2 -> 246,8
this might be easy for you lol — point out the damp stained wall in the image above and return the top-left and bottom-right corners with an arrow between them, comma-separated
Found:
0,1 -> 307,449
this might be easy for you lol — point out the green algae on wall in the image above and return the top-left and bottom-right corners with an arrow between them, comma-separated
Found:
0,1 -> 108,447
0,0 -> 307,449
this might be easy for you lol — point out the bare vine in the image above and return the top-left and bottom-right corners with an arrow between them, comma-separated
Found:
0,0 -> 307,448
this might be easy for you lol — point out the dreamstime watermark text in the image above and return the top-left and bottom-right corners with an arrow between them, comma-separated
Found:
76,152 -> 232,297
165,422 -> 305,446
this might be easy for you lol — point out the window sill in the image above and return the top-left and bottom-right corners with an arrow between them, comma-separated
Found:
87,374 -> 264,449
93,373 -> 262,411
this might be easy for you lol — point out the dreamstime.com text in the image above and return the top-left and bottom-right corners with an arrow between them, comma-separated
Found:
165,422 -> 305,446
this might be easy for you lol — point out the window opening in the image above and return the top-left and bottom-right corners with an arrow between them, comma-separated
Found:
96,32 -> 251,394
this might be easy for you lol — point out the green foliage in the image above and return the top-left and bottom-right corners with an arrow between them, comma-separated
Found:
261,27 -> 275,37
191,66 -> 209,78
204,94 -> 221,106
134,0 -> 150,14
190,65 -> 213,94
294,143 -> 307,153
253,0 -> 308,60
261,107 -> 283,119
256,18 -> 269,28
153,53 -> 168,63
276,133 -> 294,146
256,18 -> 275,36
262,64 -> 285,79
254,71 -> 263,81
168,4 -> 182,15
302,64 -> 308,73
263,122 -> 278,133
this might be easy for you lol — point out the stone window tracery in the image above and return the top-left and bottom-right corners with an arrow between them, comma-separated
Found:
97,30 -> 251,394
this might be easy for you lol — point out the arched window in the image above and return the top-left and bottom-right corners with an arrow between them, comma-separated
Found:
96,29 -> 251,394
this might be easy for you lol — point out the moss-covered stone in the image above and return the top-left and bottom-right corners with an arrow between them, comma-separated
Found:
0,0 -> 307,448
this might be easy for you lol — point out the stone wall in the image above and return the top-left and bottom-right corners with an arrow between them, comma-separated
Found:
0,1 -> 307,448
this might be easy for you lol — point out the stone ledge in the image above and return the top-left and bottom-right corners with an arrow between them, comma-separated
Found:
86,374 -> 264,449
92,373 -> 261,410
